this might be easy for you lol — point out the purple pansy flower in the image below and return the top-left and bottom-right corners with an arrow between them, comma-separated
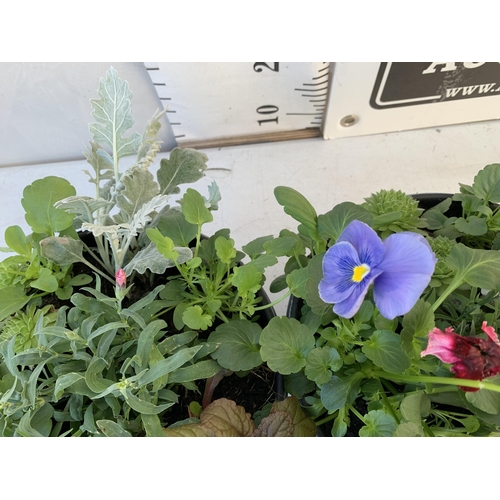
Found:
318,220 -> 437,319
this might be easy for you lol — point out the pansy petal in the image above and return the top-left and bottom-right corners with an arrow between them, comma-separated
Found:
333,275 -> 379,318
373,232 -> 436,319
319,241 -> 363,303
338,221 -> 385,268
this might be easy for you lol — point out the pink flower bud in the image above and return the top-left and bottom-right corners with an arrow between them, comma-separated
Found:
115,268 -> 126,288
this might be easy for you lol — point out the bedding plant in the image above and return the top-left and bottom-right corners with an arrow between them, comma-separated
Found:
0,67 -> 315,437
260,167 -> 500,436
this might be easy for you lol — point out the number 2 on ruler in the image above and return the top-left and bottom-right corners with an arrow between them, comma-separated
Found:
254,62 -> 279,126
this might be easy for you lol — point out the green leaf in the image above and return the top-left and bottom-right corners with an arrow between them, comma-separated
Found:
399,391 -> 430,435
465,377 -> 500,414
208,320 -> 263,371
359,410 -> 397,437
215,236 -> 237,265
317,202 -> 373,241
286,267 -> 309,299
181,188 -> 213,226
123,388 -> 174,415
260,317 -> 315,374
362,330 -> 411,373
472,163 -> 500,203
155,208 -> 198,247
305,347 -> 343,385
263,236 -> 297,257
30,267 -> 59,292
167,359 -> 220,384
157,147 -> 208,195
146,227 -> 179,260
400,299 -> 435,358
182,305 -> 213,331
274,186 -> 320,241
4,225 -> 30,255
446,243 -> 500,290
21,176 -> 76,235
454,216 -> 488,236
96,419 -> 132,437
39,236 -> 84,266
0,286 -> 30,321
232,265 -> 263,296
320,372 -> 364,412
89,67 -> 142,162
242,235 -> 274,259
305,252 -> 330,316
137,345 -> 203,387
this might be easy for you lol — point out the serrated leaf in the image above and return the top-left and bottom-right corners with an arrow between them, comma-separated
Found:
89,67 -> 142,162
260,317 -> 315,374
21,176 -> 76,235
157,147 -> 208,195
208,320 -> 262,371
146,227 -> 179,260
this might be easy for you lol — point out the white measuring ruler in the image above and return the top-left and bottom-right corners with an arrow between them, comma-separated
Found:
145,62 -> 331,148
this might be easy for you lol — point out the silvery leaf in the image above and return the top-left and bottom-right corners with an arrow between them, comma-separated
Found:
123,242 -> 192,275
55,196 -> 112,224
39,236 -> 84,266
83,141 -> 114,188
115,166 -> 161,220
126,194 -> 170,237
89,67 -> 142,161
136,108 -> 167,169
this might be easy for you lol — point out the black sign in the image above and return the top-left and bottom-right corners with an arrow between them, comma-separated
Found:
370,62 -> 500,109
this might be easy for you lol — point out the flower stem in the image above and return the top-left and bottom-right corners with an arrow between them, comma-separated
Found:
373,370 -> 500,393
253,290 -> 292,311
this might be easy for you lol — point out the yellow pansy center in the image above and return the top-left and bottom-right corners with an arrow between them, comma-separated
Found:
352,264 -> 370,283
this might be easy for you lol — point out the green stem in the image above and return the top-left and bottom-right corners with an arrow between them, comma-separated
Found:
314,412 -> 337,426
373,370 -> 500,393
80,257 -> 115,285
348,404 -> 366,425
430,274 -> 464,312
253,289 -> 292,311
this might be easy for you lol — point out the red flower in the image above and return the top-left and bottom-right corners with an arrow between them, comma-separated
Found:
421,322 -> 500,392
115,268 -> 126,288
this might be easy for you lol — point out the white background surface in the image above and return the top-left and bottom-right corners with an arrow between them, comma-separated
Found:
2,118 -> 500,315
